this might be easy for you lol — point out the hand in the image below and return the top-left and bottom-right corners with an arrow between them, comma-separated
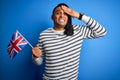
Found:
32,45 -> 42,58
61,5 -> 80,18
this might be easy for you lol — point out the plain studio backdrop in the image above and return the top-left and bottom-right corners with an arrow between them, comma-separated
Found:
0,0 -> 120,80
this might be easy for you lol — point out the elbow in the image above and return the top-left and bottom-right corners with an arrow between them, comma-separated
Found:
94,29 -> 107,38
101,29 -> 107,37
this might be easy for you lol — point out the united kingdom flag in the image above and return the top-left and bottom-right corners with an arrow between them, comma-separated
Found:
7,30 -> 28,59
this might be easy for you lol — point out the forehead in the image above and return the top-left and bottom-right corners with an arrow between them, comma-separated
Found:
54,6 -> 62,12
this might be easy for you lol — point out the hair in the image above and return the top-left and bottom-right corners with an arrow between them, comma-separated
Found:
52,3 -> 74,36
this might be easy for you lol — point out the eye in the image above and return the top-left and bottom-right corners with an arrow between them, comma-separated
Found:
55,12 -> 60,15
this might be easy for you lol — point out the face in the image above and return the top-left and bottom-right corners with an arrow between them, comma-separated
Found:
52,6 -> 68,29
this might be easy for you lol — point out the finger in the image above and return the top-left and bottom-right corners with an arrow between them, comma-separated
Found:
36,44 -> 39,47
61,5 -> 79,18
61,5 -> 69,10
32,47 -> 42,57
61,6 -> 73,15
61,6 -> 71,12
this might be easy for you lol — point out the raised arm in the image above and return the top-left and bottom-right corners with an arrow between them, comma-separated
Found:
80,15 -> 107,38
61,5 -> 107,38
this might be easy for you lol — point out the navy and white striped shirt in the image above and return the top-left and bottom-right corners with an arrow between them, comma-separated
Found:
33,15 -> 107,80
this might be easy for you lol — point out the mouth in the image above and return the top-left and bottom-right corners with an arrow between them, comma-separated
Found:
59,18 -> 65,23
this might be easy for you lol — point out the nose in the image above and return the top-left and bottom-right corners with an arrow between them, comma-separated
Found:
60,11 -> 65,17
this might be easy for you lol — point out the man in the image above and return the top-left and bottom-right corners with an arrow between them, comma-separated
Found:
32,3 -> 107,80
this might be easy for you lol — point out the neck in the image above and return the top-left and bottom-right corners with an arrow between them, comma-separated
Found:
54,27 -> 64,31
53,25 -> 65,31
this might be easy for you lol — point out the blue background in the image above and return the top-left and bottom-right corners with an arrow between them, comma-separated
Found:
0,0 -> 120,80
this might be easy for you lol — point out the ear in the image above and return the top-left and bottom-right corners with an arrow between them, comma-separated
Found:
51,15 -> 54,20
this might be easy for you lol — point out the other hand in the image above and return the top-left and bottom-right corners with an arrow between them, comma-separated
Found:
32,45 -> 42,58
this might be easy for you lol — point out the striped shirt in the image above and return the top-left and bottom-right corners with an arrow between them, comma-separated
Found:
33,15 -> 107,80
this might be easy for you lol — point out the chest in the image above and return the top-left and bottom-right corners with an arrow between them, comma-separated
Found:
42,33 -> 83,54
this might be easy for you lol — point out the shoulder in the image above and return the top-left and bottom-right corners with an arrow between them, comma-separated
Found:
40,27 -> 53,36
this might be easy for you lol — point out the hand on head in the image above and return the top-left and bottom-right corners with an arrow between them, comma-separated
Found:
61,5 -> 79,18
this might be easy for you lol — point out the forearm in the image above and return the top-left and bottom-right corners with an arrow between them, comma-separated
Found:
32,43 -> 43,65
81,14 -> 107,38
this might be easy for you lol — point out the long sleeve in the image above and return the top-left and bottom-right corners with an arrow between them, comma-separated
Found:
79,15 -> 107,39
32,35 -> 44,65
32,55 -> 43,65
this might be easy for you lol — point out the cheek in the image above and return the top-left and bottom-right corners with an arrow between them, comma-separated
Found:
52,15 -> 58,21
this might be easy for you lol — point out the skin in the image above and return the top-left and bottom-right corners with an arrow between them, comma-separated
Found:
32,5 -> 80,58
52,6 -> 68,31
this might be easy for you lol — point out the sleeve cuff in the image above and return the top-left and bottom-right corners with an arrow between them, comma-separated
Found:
81,15 -> 90,23
78,13 -> 83,20
32,55 -> 43,65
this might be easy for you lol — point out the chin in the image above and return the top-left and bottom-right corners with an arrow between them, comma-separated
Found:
56,23 -> 66,27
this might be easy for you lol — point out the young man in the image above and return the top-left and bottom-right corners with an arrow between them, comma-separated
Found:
32,3 -> 107,80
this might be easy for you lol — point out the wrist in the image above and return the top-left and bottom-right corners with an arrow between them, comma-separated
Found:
33,54 -> 39,58
78,13 -> 84,20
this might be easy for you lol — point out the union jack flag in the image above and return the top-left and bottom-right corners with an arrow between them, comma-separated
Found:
7,30 -> 28,59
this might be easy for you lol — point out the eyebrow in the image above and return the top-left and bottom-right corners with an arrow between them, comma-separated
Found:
55,10 -> 61,12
